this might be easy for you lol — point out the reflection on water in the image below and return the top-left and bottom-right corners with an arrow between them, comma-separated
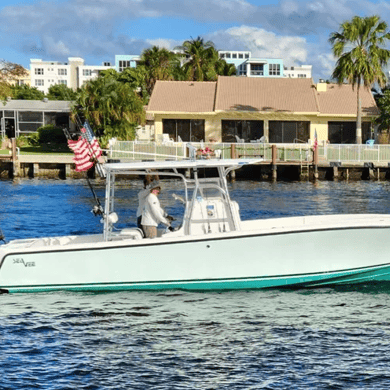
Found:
2,178 -> 390,389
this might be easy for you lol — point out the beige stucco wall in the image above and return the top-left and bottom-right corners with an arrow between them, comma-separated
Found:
151,112 -> 377,143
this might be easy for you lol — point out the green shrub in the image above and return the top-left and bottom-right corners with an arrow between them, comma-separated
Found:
37,125 -> 67,144
16,135 -> 32,147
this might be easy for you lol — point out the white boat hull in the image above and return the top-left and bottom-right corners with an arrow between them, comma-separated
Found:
1,215 -> 390,293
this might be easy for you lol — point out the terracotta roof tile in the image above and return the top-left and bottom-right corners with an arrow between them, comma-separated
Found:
215,76 -> 318,113
147,80 -> 217,112
146,78 -> 379,118
315,83 -> 379,116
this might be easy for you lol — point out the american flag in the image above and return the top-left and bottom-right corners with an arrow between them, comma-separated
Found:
82,121 -> 102,160
313,130 -> 318,151
67,122 -> 102,172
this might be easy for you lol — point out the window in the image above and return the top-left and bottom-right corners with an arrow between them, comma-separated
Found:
245,54 -> 249,58
220,53 -> 225,58
58,80 -> 67,85
232,53 -> 237,58
226,53 -> 231,58
58,69 -> 67,76
298,74 -> 307,78
103,62 -> 111,66
251,64 -> 264,75
119,60 -> 131,72
163,119 -> 205,142
35,68 -> 44,75
269,121 -> 310,143
222,120 -> 264,143
269,64 -> 281,76
239,54 -> 243,59
83,69 -> 92,76
35,79 -> 44,86
328,122 -> 371,144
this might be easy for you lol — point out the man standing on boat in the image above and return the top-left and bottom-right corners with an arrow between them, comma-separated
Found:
141,181 -> 174,238
136,174 -> 157,229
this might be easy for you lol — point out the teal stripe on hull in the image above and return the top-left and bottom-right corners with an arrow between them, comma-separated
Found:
3,264 -> 390,293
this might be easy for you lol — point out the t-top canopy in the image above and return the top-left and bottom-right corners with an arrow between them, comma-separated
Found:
103,158 -> 263,174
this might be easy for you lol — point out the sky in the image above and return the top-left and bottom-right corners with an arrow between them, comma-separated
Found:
0,0 -> 389,81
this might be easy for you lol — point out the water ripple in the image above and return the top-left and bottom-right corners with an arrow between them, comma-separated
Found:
2,180 -> 390,388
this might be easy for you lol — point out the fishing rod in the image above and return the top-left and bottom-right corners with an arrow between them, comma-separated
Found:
86,176 -> 104,217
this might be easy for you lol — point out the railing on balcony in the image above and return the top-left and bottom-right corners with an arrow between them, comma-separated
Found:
108,141 -> 390,165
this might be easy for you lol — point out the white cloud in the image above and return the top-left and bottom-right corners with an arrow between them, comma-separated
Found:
0,0 -> 390,80
41,37 -> 71,57
209,26 -> 308,64
145,38 -> 181,50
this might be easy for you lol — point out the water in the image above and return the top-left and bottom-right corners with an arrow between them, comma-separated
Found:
2,178 -> 390,389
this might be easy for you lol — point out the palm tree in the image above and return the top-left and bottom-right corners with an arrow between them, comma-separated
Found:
329,15 -> 390,143
215,59 -> 237,77
72,74 -> 145,142
138,46 -> 179,96
177,37 -> 218,81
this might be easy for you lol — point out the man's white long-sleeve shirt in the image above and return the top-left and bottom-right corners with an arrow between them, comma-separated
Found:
141,193 -> 170,227
136,188 -> 150,218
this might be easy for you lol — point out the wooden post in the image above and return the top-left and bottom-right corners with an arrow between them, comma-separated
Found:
333,166 -> 339,180
34,164 -> 40,177
11,138 -> 18,177
231,143 -> 236,159
271,144 -> 277,181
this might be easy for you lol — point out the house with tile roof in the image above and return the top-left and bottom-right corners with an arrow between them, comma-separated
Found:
146,76 -> 379,145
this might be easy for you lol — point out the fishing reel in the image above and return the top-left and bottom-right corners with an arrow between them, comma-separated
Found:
91,205 -> 104,217
0,229 -> 6,244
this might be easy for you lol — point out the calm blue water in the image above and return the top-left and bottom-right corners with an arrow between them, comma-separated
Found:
1,178 -> 390,389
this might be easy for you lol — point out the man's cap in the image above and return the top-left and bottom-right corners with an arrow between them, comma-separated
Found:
147,180 -> 161,191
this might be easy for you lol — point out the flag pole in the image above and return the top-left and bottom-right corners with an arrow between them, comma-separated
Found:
65,115 -> 105,217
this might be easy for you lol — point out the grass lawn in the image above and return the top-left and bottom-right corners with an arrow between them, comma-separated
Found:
1,144 -> 73,155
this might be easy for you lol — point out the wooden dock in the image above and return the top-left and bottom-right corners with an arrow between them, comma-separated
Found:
2,140 -> 390,181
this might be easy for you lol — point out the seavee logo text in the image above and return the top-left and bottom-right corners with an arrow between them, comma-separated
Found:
13,258 -> 36,267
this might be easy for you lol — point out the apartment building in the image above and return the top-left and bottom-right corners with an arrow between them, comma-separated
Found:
284,65 -> 312,78
30,58 -> 114,93
218,51 -> 284,77
219,50 -> 312,78
115,55 -> 141,72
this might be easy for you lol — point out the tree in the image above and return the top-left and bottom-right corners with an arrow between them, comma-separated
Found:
46,84 -> 77,101
138,46 -> 180,96
11,84 -> 45,100
72,74 -> 145,144
376,89 -> 390,140
0,60 -> 29,101
215,59 -> 237,77
329,15 -> 390,143
117,67 -> 149,102
176,37 -> 217,81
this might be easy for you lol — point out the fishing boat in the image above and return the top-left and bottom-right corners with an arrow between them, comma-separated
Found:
1,156 -> 390,293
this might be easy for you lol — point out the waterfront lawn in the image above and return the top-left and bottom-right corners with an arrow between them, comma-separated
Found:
19,144 -> 73,155
0,149 -> 10,155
